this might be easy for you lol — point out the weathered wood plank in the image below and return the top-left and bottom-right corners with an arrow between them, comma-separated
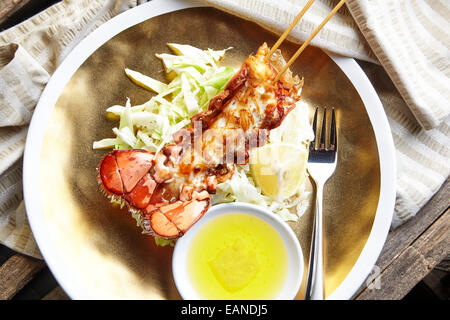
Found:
378,178 -> 449,270
0,0 -> 31,24
356,209 -> 449,300
12,265 -> 60,300
42,286 -> 69,300
422,269 -> 449,300
434,254 -> 450,272
0,244 -> 16,265
353,178 -> 449,298
0,253 -> 45,300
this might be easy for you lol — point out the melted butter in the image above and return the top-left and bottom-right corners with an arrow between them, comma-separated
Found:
209,238 -> 259,292
187,212 -> 288,299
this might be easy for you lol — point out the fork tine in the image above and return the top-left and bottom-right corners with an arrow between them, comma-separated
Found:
312,107 -> 318,138
330,107 -> 337,151
320,107 -> 327,150
311,107 -> 318,149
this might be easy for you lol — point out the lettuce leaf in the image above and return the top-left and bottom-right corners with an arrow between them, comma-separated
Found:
154,237 -> 176,247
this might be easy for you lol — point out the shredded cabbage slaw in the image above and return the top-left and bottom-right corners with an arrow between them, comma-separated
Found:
93,43 -> 234,153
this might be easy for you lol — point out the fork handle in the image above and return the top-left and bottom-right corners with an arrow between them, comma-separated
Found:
305,181 -> 324,300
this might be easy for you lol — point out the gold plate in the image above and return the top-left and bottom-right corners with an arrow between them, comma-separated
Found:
39,7 -> 380,299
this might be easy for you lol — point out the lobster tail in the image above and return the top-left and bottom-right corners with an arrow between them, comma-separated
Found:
97,149 -> 211,239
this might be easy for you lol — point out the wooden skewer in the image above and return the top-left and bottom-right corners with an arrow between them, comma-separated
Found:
265,0 -> 315,61
274,0 -> 347,82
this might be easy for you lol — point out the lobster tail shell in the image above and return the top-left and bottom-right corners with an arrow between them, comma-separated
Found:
97,149 -> 211,239
98,153 -> 124,195
145,191 -> 211,239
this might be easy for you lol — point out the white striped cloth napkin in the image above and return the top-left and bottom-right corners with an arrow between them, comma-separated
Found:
0,0 -> 149,259
0,0 -> 449,259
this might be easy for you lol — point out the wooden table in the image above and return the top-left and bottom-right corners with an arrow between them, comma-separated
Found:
353,179 -> 449,300
1,0 -> 449,300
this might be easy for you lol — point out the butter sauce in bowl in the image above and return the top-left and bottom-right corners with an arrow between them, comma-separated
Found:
172,202 -> 303,300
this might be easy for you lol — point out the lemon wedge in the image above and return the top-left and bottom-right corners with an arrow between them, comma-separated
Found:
250,143 -> 308,199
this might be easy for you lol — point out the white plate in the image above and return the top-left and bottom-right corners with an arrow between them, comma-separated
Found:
23,0 -> 396,300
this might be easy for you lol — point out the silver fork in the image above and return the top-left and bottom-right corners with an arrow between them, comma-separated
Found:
304,107 -> 338,300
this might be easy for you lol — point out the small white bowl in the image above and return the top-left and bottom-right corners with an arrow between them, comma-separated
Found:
172,202 -> 303,300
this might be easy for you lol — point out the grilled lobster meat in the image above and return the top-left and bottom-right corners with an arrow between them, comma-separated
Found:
97,43 -> 304,239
